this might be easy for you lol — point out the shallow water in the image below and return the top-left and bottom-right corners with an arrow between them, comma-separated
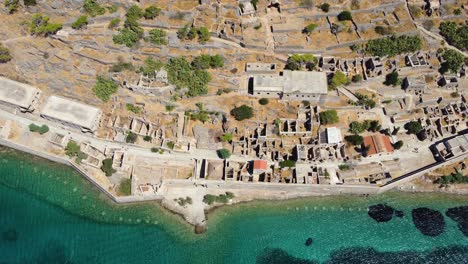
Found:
0,147 -> 467,263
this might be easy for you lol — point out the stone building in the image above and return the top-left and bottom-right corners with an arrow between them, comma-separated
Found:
40,96 -> 102,133
0,77 -> 42,113
252,70 -> 327,101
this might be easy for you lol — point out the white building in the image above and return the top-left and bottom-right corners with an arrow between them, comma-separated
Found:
0,77 -> 42,112
40,96 -> 102,133
252,70 -> 328,101
326,127 -> 343,144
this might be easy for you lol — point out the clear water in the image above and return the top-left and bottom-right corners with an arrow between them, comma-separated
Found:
0,147 -> 467,264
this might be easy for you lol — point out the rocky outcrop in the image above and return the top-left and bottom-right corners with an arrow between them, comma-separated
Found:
446,206 -> 468,237
368,204 -> 394,222
412,208 -> 445,237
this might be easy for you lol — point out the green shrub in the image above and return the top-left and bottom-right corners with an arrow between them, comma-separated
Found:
146,29 -> 167,45
319,110 -> 339,124
329,71 -> 349,89
71,15 -> 88,30
348,121 -> 368,134
355,93 -> 376,109
166,57 -> 211,97
231,105 -> 253,121
143,136 -> 152,142
280,159 -> 296,168
143,5 -> 161,19
337,11 -> 352,21
439,21 -> 467,51
4,0 -> 19,14
166,141 -> 175,149
197,27 -> 211,43
338,164 -> 350,171
126,132 -> 138,143
304,23 -> 317,34
177,25 -> 211,43
320,3 -> 330,12
217,148 -> 231,159
392,140 -> 403,150
126,4 -> 143,20
101,158 -> 116,176
220,133 -> 233,142
250,0 -> 258,9
384,71 -> 400,86
28,123 -> 49,134
352,74 -> 362,82
139,57 -> 163,77
65,140 -> 81,157
24,0 -> 36,6
0,44 -> 12,63
92,76 -> 118,102
453,8 -> 462,15
113,26 -> 141,47
126,103 -> 141,113
285,54 -> 318,71
203,192 -> 234,205
259,98 -> 269,105
151,147 -> 160,153
83,0 -> 105,17
439,49 -> 465,73
29,14 -> 63,36
108,18 -> 120,29
404,121 -> 422,135
254,23 -> 262,30
165,105 -> 175,112
344,135 -> 363,145
436,173 -> 468,185
106,4 -> 118,13
365,35 -> 422,57
191,54 -> 224,69
374,26 -> 393,35
118,178 -> 131,195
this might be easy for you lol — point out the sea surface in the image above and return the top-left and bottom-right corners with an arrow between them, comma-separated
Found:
0,146 -> 467,264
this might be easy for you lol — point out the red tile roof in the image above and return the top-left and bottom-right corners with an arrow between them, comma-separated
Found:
253,160 -> 268,170
363,134 -> 394,156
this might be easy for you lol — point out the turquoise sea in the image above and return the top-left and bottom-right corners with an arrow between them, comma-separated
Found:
0,146 -> 467,264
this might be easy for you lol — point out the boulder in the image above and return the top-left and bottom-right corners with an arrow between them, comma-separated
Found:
446,206 -> 468,237
412,208 -> 445,236
368,204 -> 394,222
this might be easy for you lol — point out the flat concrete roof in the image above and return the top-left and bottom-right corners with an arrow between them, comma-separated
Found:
283,70 -> 328,94
253,75 -> 285,92
327,127 -> 342,144
0,77 -> 41,109
253,71 -> 328,95
40,96 -> 102,130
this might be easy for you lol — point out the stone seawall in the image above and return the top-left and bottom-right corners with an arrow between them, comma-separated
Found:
0,138 -> 162,204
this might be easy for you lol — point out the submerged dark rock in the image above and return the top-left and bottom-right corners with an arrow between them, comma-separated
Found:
2,228 -> 18,242
412,208 -> 445,237
446,206 -> 468,237
395,210 -> 405,218
305,237 -> 313,246
256,248 -> 317,264
368,204 -> 394,222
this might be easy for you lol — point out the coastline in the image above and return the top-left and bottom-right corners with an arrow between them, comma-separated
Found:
0,106 -> 466,235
